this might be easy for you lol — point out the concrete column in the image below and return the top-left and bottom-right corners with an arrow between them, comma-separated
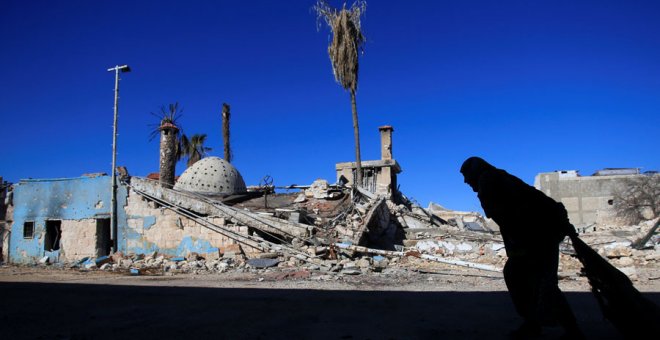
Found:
379,125 -> 393,160
377,167 -> 392,195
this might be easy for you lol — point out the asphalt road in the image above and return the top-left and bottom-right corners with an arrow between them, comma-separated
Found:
2,281 -> 656,339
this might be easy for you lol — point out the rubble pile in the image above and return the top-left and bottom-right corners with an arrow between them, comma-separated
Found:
41,180 -> 659,283
28,177 -> 660,283
59,246 -> 408,279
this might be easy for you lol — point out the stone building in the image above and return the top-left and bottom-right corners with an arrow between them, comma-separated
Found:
5,158 -> 252,264
7,175 -> 125,263
534,168 -> 652,227
335,126 -> 401,197
3,127 -> 414,264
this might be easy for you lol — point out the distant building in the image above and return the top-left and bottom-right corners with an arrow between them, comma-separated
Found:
534,168 -> 650,227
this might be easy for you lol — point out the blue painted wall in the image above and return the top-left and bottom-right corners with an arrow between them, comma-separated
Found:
10,176 -> 223,263
9,176 -> 127,263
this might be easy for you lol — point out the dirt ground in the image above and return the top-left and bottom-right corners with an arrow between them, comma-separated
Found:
1,265 -> 658,340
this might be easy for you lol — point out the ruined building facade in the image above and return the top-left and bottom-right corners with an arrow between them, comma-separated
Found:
534,169 -> 652,227
336,126 -> 401,197
2,127 -> 411,264
3,157 -> 254,264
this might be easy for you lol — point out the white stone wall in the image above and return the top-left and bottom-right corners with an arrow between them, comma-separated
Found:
59,219 -> 97,261
1,204 -> 13,262
124,188 -> 254,258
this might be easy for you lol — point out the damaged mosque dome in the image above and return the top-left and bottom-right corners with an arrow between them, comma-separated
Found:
173,156 -> 247,195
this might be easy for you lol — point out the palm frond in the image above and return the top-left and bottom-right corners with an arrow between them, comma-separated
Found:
181,133 -> 212,168
148,102 -> 184,141
314,0 -> 367,92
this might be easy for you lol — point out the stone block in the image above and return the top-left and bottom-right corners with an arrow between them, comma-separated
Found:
204,251 -> 220,261
614,257 -> 634,267
357,257 -> 372,268
403,239 -> 419,247
111,252 -> 124,263
220,243 -> 243,255
254,252 -> 279,259
604,246 -> 633,258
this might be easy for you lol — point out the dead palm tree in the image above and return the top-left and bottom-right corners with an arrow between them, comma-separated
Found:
221,103 -> 232,163
314,0 -> 367,187
180,133 -> 212,168
149,103 -> 183,187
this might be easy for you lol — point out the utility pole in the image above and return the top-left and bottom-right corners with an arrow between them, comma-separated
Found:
107,64 -> 131,253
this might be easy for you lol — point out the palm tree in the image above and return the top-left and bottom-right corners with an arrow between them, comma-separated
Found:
149,103 -> 183,187
314,0 -> 367,187
180,133 -> 212,168
221,103 -> 232,163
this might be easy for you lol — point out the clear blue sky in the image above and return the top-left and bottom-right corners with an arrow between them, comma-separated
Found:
1,1 -> 658,212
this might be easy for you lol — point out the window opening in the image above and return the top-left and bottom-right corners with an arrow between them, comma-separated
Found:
23,221 -> 34,239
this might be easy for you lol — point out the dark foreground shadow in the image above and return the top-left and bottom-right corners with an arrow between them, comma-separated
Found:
1,282 -> 657,339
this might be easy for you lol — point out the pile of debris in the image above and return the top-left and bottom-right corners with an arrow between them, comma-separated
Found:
39,218 -> 659,282
36,177 -> 660,282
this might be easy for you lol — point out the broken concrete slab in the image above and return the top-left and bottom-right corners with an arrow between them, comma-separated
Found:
305,179 -> 330,199
247,258 -> 280,268
341,268 -> 362,275
95,256 -> 112,266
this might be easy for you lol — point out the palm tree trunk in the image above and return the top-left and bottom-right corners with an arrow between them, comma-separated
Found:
222,103 -> 231,163
159,127 -> 177,188
350,88 -> 362,187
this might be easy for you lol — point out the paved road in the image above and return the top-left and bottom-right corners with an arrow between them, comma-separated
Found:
2,281 -> 656,339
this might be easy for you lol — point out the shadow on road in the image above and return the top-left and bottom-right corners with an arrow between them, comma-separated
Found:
1,282 -> 656,339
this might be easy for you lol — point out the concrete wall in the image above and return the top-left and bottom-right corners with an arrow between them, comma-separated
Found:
335,126 -> 400,197
59,219 -> 99,259
534,171 -> 635,226
9,176 -> 259,263
122,188 -> 249,259
9,176 -> 128,263
0,176 -> 7,220
336,159 -> 401,196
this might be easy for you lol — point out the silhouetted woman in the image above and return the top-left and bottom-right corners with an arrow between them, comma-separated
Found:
460,157 -> 583,339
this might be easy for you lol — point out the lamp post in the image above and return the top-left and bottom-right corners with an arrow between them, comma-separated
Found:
107,64 -> 130,253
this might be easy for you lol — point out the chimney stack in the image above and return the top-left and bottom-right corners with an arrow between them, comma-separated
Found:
379,125 -> 393,160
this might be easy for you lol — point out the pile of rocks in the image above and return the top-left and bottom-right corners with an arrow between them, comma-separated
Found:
40,210 -> 659,283
70,251 -> 246,275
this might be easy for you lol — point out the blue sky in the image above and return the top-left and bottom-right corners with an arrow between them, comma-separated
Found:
1,0 -> 658,212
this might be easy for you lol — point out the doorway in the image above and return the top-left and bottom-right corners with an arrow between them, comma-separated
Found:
96,218 -> 111,257
44,220 -> 61,251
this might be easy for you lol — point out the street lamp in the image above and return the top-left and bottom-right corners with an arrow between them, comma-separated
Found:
107,64 -> 130,254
